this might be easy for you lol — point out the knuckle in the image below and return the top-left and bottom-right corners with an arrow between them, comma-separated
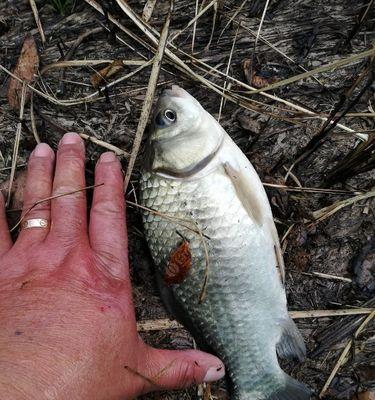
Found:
97,162 -> 122,178
60,154 -> 84,171
28,156 -> 53,171
93,199 -> 123,217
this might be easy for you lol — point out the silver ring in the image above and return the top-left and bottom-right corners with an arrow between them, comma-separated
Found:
21,218 -> 49,230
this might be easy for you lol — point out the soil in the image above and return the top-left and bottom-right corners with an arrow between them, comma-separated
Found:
0,0 -> 374,399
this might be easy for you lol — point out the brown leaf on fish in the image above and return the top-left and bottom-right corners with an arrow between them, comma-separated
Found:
164,240 -> 192,286
7,35 -> 39,110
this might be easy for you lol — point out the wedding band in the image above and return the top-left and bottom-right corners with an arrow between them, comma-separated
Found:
21,218 -> 49,230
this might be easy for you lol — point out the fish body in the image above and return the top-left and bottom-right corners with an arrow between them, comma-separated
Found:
140,86 -> 310,400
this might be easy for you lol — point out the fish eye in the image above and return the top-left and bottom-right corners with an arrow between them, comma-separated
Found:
164,109 -> 176,122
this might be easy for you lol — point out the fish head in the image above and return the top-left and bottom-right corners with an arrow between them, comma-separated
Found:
146,85 -> 224,177
151,85 -> 203,141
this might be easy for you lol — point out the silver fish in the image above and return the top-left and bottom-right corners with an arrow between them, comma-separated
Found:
140,86 -> 310,400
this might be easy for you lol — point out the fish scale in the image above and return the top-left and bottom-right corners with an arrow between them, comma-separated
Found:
140,169 -> 287,398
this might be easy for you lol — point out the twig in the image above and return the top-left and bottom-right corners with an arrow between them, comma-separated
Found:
123,0 -> 173,191
41,59 -> 146,74
0,62 -> 152,107
137,309 -> 375,331
126,200 -> 209,238
36,110 -> 130,157
263,182 -> 361,195
290,308 -> 374,319
218,25 -> 239,121
281,223 -> 295,244
325,136 -> 375,186
0,164 -> 27,172
246,47 -> 375,95
205,0 -> 218,51
6,82 -> 27,207
218,0 -> 248,41
191,0 -> 199,54
302,271 -> 352,283
78,132 -> 129,158
82,0 -> 359,137
64,27 -> 104,62
289,63 -> 374,172
336,0 -> 375,50
168,0 -> 217,44
137,318 -> 182,332
10,183 -> 104,232
310,190 -> 375,223
142,0 -> 158,22
228,16 -> 325,88
319,311 -> 375,398
57,27 -> 104,95
29,0 -> 46,44
249,0 -> 270,80
29,95 -> 41,144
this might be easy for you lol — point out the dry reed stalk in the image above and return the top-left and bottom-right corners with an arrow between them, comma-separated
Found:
123,0 -> 173,191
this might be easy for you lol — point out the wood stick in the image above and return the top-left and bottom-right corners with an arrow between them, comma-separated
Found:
137,308 -> 375,332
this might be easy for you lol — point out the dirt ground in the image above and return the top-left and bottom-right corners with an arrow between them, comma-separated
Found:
0,0 -> 374,399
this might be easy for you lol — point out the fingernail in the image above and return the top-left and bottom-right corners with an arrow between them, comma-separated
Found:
100,152 -> 116,163
203,365 -> 225,382
60,132 -> 81,145
34,143 -> 53,158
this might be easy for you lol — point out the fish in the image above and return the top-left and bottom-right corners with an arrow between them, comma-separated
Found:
139,85 -> 311,400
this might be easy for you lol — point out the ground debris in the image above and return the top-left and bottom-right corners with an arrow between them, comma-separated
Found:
0,0 -> 374,398
7,34 -> 39,110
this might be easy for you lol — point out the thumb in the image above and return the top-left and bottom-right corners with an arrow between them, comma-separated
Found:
143,346 -> 225,392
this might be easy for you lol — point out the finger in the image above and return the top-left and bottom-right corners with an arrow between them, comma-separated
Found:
0,192 -> 12,255
50,132 -> 87,243
142,347 -> 225,392
89,152 -> 127,279
17,143 -> 54,246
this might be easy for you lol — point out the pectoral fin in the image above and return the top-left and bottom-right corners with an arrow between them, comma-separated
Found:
224,162 -> 263,226
223,160 -> 285,283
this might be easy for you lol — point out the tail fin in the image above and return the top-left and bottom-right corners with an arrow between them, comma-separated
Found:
269,375 -> 311,400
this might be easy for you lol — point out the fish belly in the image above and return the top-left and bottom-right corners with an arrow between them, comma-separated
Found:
140,170 -> 289,398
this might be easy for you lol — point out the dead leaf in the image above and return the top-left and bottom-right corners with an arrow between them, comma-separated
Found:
164,240 -> 192,286
242,58 -> 278,89
90,60 -> 124,88
353,391 -> 375,400
0,170 -> 27,229
0,170 -> 27,210
7,35 -> 39,110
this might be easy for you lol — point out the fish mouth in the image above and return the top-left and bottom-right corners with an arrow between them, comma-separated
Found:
162,85 -> 191,99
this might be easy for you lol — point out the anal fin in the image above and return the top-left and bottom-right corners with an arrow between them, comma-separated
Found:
269,375 -> 311,400
276,318 -> 306,362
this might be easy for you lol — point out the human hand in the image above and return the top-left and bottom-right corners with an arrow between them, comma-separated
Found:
0,132 -> 224,400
